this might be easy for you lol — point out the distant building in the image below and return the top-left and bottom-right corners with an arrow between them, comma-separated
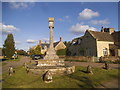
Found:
68,27 -> 120,57
32,37 -> 66,55
0,48 -> 3,59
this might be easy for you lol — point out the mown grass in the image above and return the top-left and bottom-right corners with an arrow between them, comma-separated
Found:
2,66 -> 119,88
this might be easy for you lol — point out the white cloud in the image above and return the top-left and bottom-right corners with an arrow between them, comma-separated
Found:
15,41 -> 21,45
90,19 -> 110,25
26,39 -> 38,43
41,38 -> 49,43
78,8 -> 99,20
58,15 -> 70,22
64,16 -> 69,19
70,23 -> 97,34
9,2 -> 35,9
0,23 -> 18,34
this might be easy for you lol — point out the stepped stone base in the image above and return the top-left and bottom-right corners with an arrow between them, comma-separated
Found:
29,65 -> 75,76
37,59 -> 65,66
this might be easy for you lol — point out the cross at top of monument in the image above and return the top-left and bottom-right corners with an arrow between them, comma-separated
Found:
48,18 -> 54,22
48,17 -> 54,28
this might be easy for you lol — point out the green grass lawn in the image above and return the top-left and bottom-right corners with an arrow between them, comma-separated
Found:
2,66 -> 119,88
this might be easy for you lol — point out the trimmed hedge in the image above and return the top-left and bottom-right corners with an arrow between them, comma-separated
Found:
56,49 -> 66,55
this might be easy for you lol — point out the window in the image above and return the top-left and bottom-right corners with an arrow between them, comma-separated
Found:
78,39 -> 81,44
103,48 -> 108,56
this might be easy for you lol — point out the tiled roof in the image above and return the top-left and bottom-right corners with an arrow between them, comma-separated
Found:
40,42 -> 60,48
88,30 -> 114,42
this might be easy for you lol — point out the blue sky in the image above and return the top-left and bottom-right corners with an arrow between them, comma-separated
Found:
1,2 -> 118,51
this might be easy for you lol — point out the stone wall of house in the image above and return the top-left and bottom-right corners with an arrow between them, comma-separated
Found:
55,42 -> 66,51
65,56 -> 99,62
67,44 -> 83,56
78,31 -> 97,57
97,41 -> 114,57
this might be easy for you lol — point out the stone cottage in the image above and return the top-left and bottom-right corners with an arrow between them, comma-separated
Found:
33,37 -> 66,55
68,27 -> 120,57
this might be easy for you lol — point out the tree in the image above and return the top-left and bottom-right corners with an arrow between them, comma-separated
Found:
34,45 -> 41,55
29,45 -> 41,55
3,33 -> 15,59
17,49 -> 28,56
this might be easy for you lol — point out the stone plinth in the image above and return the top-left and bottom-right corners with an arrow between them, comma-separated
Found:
29,65 -> 75,76
37,59 -> 64,66
44,48 -> 59,60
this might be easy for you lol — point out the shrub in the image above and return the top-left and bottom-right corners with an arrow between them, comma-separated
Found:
57,49 -> 66,56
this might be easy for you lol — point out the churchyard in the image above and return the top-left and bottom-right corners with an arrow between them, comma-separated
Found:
2,56 -> 119,88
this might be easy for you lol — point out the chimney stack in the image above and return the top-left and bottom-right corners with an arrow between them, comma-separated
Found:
45,41 -> 47,43
60,37 -> 62,41
101,26 -> 104,32
101,27 -> 114,34
39,40 -> 42,45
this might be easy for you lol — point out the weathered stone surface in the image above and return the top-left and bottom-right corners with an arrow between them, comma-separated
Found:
86,65 -> 93,74
44,48 -> 59,60
29,18 -> 75,76
104,62 -> 109,70
29,66 -> 75,76
42,70 -> 53,83
44,18 -> 59,60
37,59 -> 64,67
8,66 -> 15,76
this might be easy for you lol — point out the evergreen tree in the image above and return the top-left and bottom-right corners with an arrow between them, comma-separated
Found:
3,33 -> 15,59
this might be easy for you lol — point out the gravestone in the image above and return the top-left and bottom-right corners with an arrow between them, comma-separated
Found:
8,66 -> 15,76
26,67 -> 29,73
23,62 -> 27,68
86,65 -> 93,74
42,70 -> 53,83
104,62 -> 109,70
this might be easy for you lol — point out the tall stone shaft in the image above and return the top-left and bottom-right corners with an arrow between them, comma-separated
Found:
49,26 -> 53,48
43,17 -> 59,60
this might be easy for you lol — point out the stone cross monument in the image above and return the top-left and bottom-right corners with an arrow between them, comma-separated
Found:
44,18 -> 59,60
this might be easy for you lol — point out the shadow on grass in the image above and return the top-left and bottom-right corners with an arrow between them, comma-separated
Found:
67,74 -> 98,88
79,70 -> 88,73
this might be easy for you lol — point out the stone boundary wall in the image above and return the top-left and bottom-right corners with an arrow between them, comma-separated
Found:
65,56 -> 99,62
99,56 -> 120,63
59,55 -> 120,63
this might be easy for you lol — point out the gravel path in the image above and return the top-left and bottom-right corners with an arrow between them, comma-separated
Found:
65,61 -> 120,69
2,56 -> 33,73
